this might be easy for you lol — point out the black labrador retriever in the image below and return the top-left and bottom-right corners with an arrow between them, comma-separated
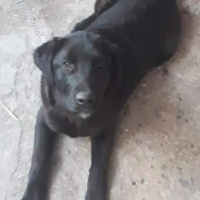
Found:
22,0 -> 181,199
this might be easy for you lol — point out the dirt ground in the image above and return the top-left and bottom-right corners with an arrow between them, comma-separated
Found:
0,0 -> 200,200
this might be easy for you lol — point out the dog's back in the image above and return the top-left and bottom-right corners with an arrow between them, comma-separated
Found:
88,0 -> 181,67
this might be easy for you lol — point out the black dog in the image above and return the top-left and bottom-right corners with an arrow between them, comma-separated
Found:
22,0 -> 181,199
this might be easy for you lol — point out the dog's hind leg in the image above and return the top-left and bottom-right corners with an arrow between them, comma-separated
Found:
95,0 -> 118,14
72,0 -> 118,32
72,14 -> 96,32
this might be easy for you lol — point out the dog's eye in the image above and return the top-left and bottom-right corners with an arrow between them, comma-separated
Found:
64,60 -> 74,72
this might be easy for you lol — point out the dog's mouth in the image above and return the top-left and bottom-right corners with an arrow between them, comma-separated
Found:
79,112 -> 92,119
78,109 -> 94,119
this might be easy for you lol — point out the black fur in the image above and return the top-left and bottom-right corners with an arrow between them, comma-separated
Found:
22,0 -> 181,199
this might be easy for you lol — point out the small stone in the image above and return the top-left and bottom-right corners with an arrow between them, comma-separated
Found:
139,124 -> 143,128
177,166 -> 183,171
132,181 -> 136,186
161,173 -> 168,179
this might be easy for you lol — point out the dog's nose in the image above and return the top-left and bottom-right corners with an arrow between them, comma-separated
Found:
76,92 -> 95,105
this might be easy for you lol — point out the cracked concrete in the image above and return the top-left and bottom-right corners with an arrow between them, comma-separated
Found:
0,0 -> 200,200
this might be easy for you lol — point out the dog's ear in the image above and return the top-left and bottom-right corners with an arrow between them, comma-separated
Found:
33,37 -> 61,76
105,41 -> 122,96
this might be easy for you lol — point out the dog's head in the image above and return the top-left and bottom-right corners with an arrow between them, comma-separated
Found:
34,31 -> 119,119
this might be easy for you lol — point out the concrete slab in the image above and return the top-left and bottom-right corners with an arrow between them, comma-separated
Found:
0,0 -> 199,199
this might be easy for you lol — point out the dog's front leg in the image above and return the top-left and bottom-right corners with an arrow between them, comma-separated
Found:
22,109 -> 57,200
86,126 -> 115,200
